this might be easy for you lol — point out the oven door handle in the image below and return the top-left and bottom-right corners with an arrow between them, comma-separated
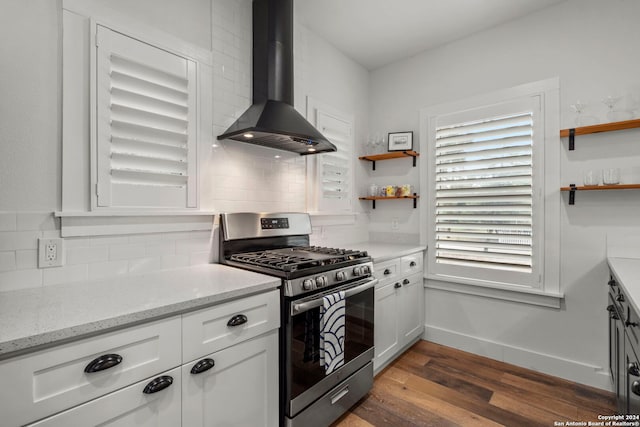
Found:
291,278 -> 378,315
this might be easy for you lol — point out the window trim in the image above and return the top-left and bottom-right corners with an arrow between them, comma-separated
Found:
419,78 -> 562,303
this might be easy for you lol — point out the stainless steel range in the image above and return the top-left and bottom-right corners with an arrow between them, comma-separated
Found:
219,213 -> 376,427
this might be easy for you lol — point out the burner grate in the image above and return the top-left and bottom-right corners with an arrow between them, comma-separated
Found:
228,246 -> 368,272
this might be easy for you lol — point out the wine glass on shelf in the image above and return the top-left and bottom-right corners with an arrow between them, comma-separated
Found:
570,101 -> 587,126
602,96 -> 631,122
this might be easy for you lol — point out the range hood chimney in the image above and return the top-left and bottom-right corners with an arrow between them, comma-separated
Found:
217,0 -> 336,155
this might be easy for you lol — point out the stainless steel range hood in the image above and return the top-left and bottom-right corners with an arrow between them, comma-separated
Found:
217,0 -> 336,155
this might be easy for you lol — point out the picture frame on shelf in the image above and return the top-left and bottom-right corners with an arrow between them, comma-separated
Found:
388,131 -> 413,151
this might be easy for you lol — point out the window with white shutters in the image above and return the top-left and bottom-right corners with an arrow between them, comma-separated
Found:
427,96 -> 544,289
95,25 -> 198,209
306,98 -> 354,213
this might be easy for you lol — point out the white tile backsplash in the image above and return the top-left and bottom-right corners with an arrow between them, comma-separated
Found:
15,250 -> 37,270
0,252 -> 16,272
43,264 -> 88,286
0,269 -> 42,292
0,213 -> 17,232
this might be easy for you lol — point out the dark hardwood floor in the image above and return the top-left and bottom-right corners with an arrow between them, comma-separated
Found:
332,340 -> 616,426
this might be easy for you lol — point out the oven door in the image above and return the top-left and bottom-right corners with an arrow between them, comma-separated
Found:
284,277 -> 376,417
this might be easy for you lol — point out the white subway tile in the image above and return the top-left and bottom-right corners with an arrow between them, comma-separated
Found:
161,255 -> 189,270
189,251 -> 211,266
0,213 -> 16,231
0,269 -> 42,292
88,260 -> 128,281
109,244 -> 146,261
146,242 -> 176,257
17,212 -> 57,231
43,264 -> 88,286
66,246 -> 109,265
0,231 -> 41,251
129,234 -> 164,244
175,238 -> 211,254
64,237 -> 92,248
0,252 -> 16,272
41,230 -> 62,239
91,236 -> 129,246
128,257 -> 162,274
16,250 -> 37,270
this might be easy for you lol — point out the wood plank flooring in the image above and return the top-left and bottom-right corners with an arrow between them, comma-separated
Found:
332,340 -> 616,427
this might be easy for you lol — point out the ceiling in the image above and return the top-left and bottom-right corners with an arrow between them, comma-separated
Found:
295,0 -> 566,70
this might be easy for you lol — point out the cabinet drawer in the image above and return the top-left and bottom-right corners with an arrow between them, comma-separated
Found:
28,367 -> 181,427
401,253 -> 423,275
373,259 -> 400,286
182,289 -> 280,363
0,316 -> 181,427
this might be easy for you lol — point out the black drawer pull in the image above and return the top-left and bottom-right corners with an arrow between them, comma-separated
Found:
629,363 -> 640,377
191,358 -> 215,375
609,279 -> 617,288
607,304 -> 615,313
394,282 -> 401,289
409,261 -> 416,267
384,269 -> 391,275
227,314 -> 248,327
633,380 -> 640,396
403,279 -> 410,285
611,312 -> 620,320
84,354 -> 123,373
617,293 -> 625,302
627,320 -> 639,328
143,375 -> 173,394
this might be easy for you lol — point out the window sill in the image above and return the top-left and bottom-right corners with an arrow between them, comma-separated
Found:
424,275 -> 563,308
55,211 -> 215,237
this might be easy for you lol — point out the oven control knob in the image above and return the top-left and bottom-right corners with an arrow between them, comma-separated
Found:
335,271 -> 347,281
316,276 -> 328,288
302,279 -> 316,291
360,265 -> 371,275
353,266 -> 365,276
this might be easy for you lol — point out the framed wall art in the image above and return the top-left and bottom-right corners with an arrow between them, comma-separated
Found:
387,131 -> 413,151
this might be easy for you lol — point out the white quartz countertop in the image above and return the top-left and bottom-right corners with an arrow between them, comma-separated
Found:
0,264 -> 280,359
351,242 -> 426,263
608,257 -> 640,316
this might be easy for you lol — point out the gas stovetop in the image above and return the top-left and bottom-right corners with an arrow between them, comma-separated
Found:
228,246 -> 368,273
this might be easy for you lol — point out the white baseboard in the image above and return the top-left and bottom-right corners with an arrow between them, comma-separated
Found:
423,324 -> 612,392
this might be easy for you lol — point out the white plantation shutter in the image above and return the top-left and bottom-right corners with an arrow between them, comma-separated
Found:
429,96 -> 543,288
317,111 -> 352,207
95,26 -> 197,209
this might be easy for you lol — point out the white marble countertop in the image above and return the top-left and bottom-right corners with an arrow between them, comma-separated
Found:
608,257 -> 640,316
351,242 -> 426,263
0,264 -> 280,359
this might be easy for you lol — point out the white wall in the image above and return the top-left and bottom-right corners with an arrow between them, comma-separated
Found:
0,0 -> 370,291
369,0 -> 640,389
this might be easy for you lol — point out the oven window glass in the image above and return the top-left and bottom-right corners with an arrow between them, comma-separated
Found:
287,286 -> 374,400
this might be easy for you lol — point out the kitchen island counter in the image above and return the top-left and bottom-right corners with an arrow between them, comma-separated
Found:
0,264 -> 280,359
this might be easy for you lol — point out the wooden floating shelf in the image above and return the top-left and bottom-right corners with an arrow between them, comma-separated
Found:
560,118 -> 640,150
560,184 -> 640,192
560,184 -> 640,205
359,150 -> 419,170
359,195 -> 419,209
560,118 -> 640,138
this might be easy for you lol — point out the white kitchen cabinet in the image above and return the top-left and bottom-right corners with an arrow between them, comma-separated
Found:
28,367 -> 182,427
182,330 -> 279,427
373,252 -> 424,373
3,289 -> 280,427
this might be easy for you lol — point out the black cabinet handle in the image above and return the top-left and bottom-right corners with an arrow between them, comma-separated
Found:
227,314 -> 248,327
384,269 -> 391,275
409,261 -> 416,267
617,293 -> 625,302
84,354 -> 123,373
629,363 -> 640,377
403,279 -> 410,285
627,320 -> 639,328
190,358 -> 215,374
611,312 -> 620,320
143,375 -> 173,394
632,381 -> 640,396
609,279 -> 617,288
394,282 -> 401,289
607,304 -> 615,312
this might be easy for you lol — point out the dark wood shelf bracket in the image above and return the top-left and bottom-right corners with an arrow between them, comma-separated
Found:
569,128 -> 575,151
569,183 -> 576,205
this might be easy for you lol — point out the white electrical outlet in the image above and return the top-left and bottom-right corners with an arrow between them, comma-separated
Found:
38,238 -> 64,268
